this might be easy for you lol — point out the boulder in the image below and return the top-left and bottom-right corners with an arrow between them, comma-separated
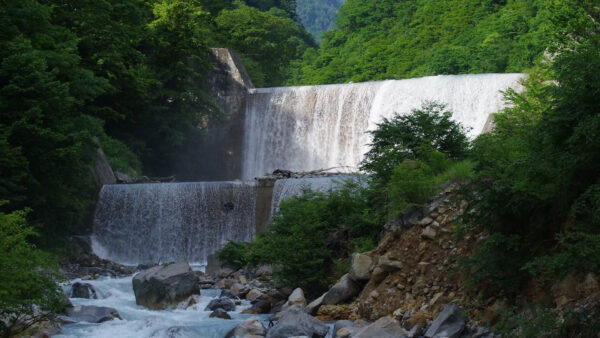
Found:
378,254 -> 403,271
421,226 -> 437,240
209,308 -> 232,319
70,282 -> 98,299
246,289 -> 263,300
266,306 -> 328,338
231,283 -> 250,298
322,274 -> 360,305
221,289 -> 238,299
282,288 -> 306,310
255,265 -> 273,277
226,316 -> 267,338
241,299 -> 272,314
353,317 -> 407,338
205,297 -> 236,312
132,262 -> 200,310
424,304 -> 466,338
63,305 -> 121,323
333,320 -> 355,335
350,253 -> 373,281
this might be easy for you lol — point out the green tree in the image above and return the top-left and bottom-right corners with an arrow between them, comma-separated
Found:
215,2 -> 314,87
361,101 -> 470,184
0,0 -> 107,241
0,208 -> 66,337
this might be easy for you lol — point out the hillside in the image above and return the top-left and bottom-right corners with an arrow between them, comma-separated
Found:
288,0 -> 551,84
297,0 -> 345,43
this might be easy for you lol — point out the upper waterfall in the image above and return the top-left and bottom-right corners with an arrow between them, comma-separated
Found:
242,73 -> 524,179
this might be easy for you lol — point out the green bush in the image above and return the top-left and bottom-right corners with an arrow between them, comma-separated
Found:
0,207 -> 66,337
216,240 -> 251,270
388,160 -> 435,214
361,101 -> 470,184
249,179 -> 380,292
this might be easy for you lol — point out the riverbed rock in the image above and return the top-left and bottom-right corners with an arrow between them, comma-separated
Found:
353,317 -> 407,338
350,253 -> 373,281
282,288 -> 306,310
209,308 -> 232,319
205,297 -> 236,312
266,306 -> 328,338
132,262 -> 199,310
241,299 -> 272,314
424,304 -> 466,338
63,305 -> 121,323
70,282 -> 98,299
322,274 -> 360,305
246,289 -> 263,300
226,316 -> 267,338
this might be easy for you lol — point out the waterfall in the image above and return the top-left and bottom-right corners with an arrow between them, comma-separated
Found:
91,182 -> 256,266
242,73 -> 524,179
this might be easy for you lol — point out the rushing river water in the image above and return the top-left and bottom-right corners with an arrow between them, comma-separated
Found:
58,276 -> 270,338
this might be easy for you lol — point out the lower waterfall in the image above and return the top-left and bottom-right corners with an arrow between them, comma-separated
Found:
91,182 -> 257,266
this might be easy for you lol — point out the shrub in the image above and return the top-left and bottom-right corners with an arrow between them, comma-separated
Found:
388,160 -> 435,214
0,207 -> 66,337
361,101 -> 470,184
216,240 -> 251,270
249,178 -> 380,292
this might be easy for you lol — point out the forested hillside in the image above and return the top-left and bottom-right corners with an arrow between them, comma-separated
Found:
288,0 -> 552,84
0,0 -> 312,244
296,0 -> 345,43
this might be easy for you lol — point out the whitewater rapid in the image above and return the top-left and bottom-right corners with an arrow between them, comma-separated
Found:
58,277 -> 270,338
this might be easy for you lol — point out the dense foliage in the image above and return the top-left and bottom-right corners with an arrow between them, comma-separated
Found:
296,0 -> 345,43
0,207 -> 66,337
288,0 -> 552,84
460,0 -> 600,297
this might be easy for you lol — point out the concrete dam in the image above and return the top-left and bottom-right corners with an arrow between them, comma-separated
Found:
92,49 -> 525,265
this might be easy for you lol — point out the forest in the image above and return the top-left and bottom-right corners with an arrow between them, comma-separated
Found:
1,0 -> 600,337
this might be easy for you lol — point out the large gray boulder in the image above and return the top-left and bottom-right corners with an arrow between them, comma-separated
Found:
62,305 -> 121,323
349,253 -> 373,281
70,282 -> 98,299
266,306 -> 329,338
282,288 -> 306,311
205,297 -> 236,312
353,317 -> 408,338
226,316 -> 267,338
132,262 -> 199,310
424,304 -> 467,338
322,274 -> 360,305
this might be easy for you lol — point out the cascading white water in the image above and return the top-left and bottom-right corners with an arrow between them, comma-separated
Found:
91,182 -> 256,266
242,73 -> 525,179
